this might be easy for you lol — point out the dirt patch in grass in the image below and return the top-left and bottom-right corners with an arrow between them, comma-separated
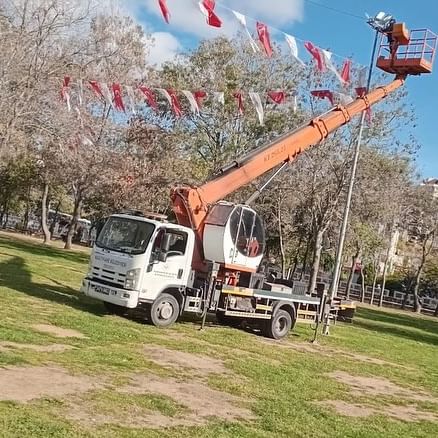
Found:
143,345 -> 229,376
32,323 -> 86,338
260,338 -> 413,369
121,373 -> 254,423
0,366 -> 99,402
328,371 -> 438,402
315,400 -> 375,417
317,399 -> 438,422
65,373 -> 254,429
0,341 -> 73,353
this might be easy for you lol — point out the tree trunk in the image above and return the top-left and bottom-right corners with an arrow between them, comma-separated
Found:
370,270 -> 378,305
22,185 -> 32,231
379,259 -> 388,307
345,248 -> 361,299
290,235 -> 303,280
277,200 -> 286,279
64,196 -> 82,250
434,302 -> 438,317
360,265 -> 366,303
412,265 -> 424,313
41,182 -> 51,244
308,229 -> 323,294
300,237 -> 311,281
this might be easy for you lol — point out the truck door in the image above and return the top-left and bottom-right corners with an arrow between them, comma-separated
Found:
142,228 -> 191,299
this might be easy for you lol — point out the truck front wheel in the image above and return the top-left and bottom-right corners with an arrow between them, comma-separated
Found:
147,293 -> 180,328
263,309 -> 292,340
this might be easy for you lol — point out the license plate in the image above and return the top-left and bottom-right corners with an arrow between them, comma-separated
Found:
92,285 -> 113,296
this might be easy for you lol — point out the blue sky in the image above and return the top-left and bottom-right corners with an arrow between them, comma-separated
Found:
126,0 -> 437,178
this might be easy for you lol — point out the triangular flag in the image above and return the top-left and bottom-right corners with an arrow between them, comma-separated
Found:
101,83 -> 114,107
112,83 -> 125,112
249,92 -> 264,126
194,91 -> 207,108
256,22 -> 273,57
181,90 -> 200,114
213,91 -> 225,105
157,88 -> 182,117
233,92 -> 244,115
139,86 -> 158,110
321,49 -> 343,83
304,41 -> 325,72
158,0 -> 170,24
336,92 -> 354,106
198,0 -> 222,28
268,91 -> 286,104
125,85 -> 137,115
60,76 -> 71,111
77,78 -> 84,106
340,59 -> 351,84
290,90 -> 298,113
311,90 -> 334,106
232,10 -> 260,53
284,33 -> 305,66
89,80 -> 104,99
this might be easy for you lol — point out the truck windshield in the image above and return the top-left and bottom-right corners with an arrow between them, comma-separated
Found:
96,217 -> 155,255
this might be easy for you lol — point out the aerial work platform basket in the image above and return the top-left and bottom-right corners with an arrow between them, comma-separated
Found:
376,27 -> 437,75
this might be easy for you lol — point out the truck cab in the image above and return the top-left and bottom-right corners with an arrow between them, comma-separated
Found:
81,214 -> 195,323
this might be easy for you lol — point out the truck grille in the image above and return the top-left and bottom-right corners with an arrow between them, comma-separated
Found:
91,267 -> 126,288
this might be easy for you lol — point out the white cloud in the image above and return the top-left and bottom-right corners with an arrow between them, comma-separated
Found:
147,31 -> 182,66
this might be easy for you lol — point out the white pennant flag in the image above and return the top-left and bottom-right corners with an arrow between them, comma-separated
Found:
125,85 -> 137,115
181,90 -> 200,114
77,79 -> 83,106
290,90 -> 298,113
284,33 -> 305,66
321,49 -> 344,83
156,88 -> 173,108
100,83 -> 114,108
249,92 -> 264,126
357,66 -> 368,88
336,92 -> 354,106
213,91 -> 225,105
232,10 -> 260,53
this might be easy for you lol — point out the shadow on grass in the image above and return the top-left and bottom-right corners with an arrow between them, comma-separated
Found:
354,309 -> 438,347
0,255 -> 105,316
357,307 -> 438,337
0,235 -> 89,265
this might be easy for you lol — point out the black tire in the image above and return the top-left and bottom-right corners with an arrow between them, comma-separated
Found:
263,309 -> 292,340
104,301 -> 128,316
147,293 -> 180,328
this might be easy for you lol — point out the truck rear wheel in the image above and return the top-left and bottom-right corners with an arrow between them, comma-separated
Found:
263,309 -> 292,340
147,293 -> 180,328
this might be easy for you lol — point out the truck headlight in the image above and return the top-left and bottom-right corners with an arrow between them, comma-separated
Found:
125,268 -> 141,290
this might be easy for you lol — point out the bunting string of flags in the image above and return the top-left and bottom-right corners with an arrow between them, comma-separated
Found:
59,75 -> 371,127
156,0 -> 361,87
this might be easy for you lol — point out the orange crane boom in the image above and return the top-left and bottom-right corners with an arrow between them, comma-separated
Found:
170,23 -> 436,270
171,76 -> 405,230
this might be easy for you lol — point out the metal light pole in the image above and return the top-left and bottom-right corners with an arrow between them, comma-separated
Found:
322,13 -> 395,335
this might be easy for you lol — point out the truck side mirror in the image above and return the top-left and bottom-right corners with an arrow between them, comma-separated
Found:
161,233 -> 172,252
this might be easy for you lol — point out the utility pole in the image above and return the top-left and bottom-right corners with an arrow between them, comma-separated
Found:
323,12 -> 396,335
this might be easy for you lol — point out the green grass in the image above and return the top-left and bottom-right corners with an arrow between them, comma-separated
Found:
0,233 -> 438,437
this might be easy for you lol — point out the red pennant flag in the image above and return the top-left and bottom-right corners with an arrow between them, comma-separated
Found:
355,87 -> 367,97
158,0 -> 170,24
167,89 -> 182,117
340,59 -> 351,84
199,0 -> 222,28
139,86 -> 158,110
233,92 -> 244,115
355,88 -> 371,123
194,91 -> 207,108
256,22 -> 273,57
304,42 -> 325,72
112,83 -> 125,112
311,90 -> 334,106
89,80 -> 104,99
268,91 -> 286,104
60,76 -> 70,100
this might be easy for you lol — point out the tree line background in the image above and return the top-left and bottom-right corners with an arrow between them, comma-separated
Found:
1,0 -> 437,313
